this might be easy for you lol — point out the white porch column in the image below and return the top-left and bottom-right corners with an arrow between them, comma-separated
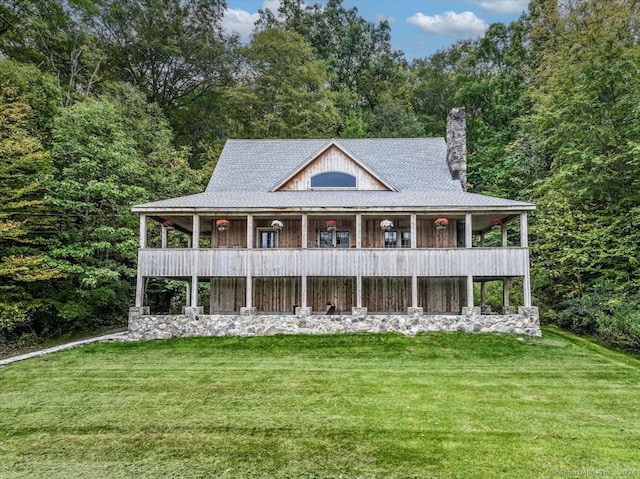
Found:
301,214 -> 308,248
521,213 -> 532,307
189,215 -> 200,307
356,275 -> 363,308
465,213 -> 472,248
301,275 -> 307,308
247,214 -> 254,249
192,215 -> 200,249
135,272 -> 144,307
410,214 -> 417,249
466,275 -> 474,307
502,223 -> 508,247
190,275 -> 198,308
520,213 -> 529,248
246,276 -> 253,308
246,214 -> 253,308
412,274 -> 418,308
135,215 -> 147,307
139,214 -> 147,248
161,225 -> 168,249
503,278 -> 510,307
356,214 -> 362,248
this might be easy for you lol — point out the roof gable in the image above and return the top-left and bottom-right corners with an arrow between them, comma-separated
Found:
205,138 -> 461,194
270,141 -> 397,192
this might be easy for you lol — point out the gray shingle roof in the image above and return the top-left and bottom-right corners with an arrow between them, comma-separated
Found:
206,138 -> 460,193
133,138 -> 535,212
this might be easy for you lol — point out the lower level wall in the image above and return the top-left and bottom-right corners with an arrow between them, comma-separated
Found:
128,307 -> 541,340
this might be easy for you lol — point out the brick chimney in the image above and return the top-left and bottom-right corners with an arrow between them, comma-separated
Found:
446,107 -> 467,191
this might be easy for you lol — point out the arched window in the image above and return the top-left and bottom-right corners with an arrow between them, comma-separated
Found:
310,171 -> 357,188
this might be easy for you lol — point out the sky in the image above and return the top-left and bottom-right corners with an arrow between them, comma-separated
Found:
223,0 -> 530,60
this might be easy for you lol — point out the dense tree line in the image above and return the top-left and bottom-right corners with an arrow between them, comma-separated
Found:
1,0 -> 639,351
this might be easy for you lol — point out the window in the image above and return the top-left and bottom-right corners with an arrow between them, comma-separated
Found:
384,231 -> 397,248
311,172 -> 356,188
384,230 -> 411,248
336,231 -> 350,248
401,231 -> 412,248
319,231 -> 333,248
259,229 -> 278,248
318,230 -> 350,247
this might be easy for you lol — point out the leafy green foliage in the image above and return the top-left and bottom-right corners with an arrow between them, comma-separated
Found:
0,61 -> 62,338
226,28 -> 339,138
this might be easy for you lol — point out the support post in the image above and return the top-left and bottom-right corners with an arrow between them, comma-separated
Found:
135,273 -> 144,307
520,212 -> 529,248
356,275 -> 362,308
186,281 -> 192,307
192,215 -> 200,249
410,214 -> 417,248
503,278 -> 510,307
412,274 -> 418,308
356,214 -> 362,248
465,213 -> 472,248
139,214 -> 147,248
246,214 -> 253,309
301,275 -> 307,308
161,225 -> 168,249
480,281 -> 486,305
247,214 -> 254,249
246,275 -> 253,308
301,214 -> 308,249
521,213 -> 532,307
502,223 -> 508,247
466,275 -> 474,308
190,275 -> 198,308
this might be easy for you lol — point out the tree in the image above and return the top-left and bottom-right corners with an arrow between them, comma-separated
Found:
92,0 -> 235,110
0,0 -> 104,105
521,0 -> 640,347
0,61 -> 61,339
45,85 -> 202,334
226,28 -> 339,138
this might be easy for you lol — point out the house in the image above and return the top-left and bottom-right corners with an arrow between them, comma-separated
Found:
129,108 -> 540,339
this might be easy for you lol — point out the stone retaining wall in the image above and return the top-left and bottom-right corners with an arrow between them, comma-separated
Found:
128,307 -> 540,340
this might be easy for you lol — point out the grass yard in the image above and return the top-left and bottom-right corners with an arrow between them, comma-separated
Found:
0,328 -> 639,479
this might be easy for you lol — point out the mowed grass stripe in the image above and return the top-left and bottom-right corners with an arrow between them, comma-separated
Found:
0,329 -> 639,478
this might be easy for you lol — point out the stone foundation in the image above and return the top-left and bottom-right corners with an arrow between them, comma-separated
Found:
128,307 -> 541,341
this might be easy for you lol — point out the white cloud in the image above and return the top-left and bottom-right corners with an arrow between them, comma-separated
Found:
471,0 -> 528,15
222,1 -> 281,42
407,11 -> 488,37
222,8 -> 260,42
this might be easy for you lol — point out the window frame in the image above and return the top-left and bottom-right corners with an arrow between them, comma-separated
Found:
257,228 -> 279,248
310,171 -> 357,189
383,230 -> 411,248
318,229 -> 350,248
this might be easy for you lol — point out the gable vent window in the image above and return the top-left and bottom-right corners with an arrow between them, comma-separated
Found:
311,172 -> 356,188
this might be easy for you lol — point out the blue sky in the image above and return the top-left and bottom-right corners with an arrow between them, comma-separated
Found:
223,0 -> 529,60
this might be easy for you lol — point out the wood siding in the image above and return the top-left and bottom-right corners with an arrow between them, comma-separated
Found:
253,277 -> 301,313
419,278 -> 465,313
139,248 -> 529,278
363,277 -> 412,312
205,276 -> 464,313
211,219 -> 247,248
308,276 -> 355,312
278,145 -> 389,191
210,277 -> 245,312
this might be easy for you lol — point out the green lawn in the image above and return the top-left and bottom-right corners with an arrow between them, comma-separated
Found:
1,328 -> 639,479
